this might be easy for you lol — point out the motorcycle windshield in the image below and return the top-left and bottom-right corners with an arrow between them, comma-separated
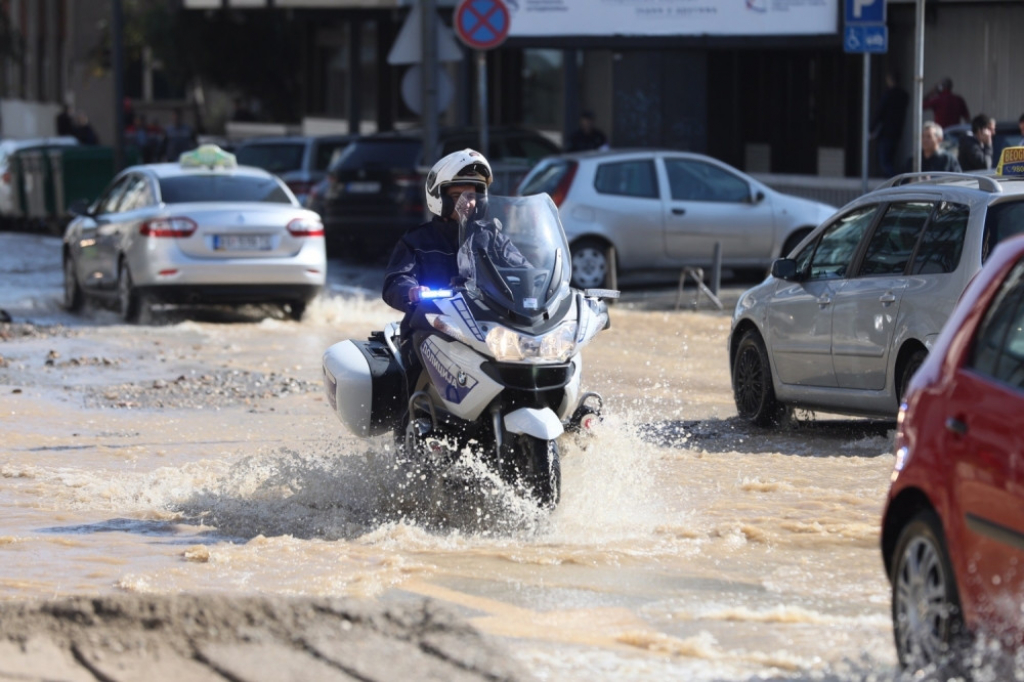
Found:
455,193 -> 571,319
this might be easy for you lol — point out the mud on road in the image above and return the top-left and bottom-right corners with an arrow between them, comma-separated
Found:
0,594 -> 530,682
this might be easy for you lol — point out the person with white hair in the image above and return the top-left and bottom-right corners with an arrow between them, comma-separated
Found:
904,121 -> 962,174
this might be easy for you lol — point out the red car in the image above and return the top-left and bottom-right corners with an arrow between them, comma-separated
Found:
881,233 -> 1024,673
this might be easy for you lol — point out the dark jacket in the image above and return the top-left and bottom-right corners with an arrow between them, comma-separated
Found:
871,86 -> 909,141
958,135 -> 993,172
567,127 -> 607,153
382,217 -> 462,314
904,151 -> 962,174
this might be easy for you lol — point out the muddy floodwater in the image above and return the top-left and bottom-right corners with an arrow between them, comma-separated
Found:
0,233 -> 912,681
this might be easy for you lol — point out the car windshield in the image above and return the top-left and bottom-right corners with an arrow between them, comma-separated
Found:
455,193 -> 571,319
332,139 -> 420,171
314,140 -> 351,171
519,160 -> 572,196
235,143 -> 305,173
982,199 -> 1024,262
158,175 -> 293,204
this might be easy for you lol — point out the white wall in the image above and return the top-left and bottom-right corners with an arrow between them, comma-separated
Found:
0,99 -> 61,138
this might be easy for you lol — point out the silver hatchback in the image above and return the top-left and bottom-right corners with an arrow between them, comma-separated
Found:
729,170 -> 1024,426
517,149 -> 836,289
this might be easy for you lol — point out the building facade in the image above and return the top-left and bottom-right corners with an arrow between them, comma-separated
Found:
4,0 -> 1022,179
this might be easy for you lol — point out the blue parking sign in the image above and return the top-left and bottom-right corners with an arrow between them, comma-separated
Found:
844,25 -> 888,53
845,0 -> 886,24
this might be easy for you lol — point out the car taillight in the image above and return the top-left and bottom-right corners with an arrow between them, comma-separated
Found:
287,180 -> 313,196
139,217 -> 197,238
287,217 -> 324,237
1,171 -> 10,184
549,162 -> 578,207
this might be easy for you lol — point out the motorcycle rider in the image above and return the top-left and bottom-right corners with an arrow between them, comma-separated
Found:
382,148 -> 525,402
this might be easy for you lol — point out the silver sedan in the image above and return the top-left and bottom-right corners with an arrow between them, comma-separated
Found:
62,147 -> 326,322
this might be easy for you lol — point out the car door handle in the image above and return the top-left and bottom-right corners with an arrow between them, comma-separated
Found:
879,292 -> 897,304
945,417 -> 968,436
817,294 -> 832,306
671,208 -> 686,216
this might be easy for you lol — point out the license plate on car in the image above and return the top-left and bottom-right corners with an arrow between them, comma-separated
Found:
213,234 -> 273,251
346,181 -> 381,193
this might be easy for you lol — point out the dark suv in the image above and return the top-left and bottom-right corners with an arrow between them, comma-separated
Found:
234,135 -> 356,207
310,127 -> 560,258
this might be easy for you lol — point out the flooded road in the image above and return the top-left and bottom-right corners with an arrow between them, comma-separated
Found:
1,232 -> 906,681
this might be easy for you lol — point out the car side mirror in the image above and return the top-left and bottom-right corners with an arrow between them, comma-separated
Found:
751,190 -> 765,204
67,198 -> 90,217
771,258 -> 798,281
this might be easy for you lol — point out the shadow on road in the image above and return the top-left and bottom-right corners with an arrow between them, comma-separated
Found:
641,415 -> 895,457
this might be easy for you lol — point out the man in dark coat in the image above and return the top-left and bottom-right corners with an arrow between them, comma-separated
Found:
905,121 -> 962,173
871,71 -> 909,177
567,111 -> 608,153
958,114 -> 995,172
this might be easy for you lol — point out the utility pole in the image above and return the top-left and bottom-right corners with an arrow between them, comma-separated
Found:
421,0 -> 438,191
912,0 -> 924,173
112,0 -> 125,171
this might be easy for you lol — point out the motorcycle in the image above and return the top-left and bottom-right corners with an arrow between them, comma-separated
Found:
322,193 -> 617,511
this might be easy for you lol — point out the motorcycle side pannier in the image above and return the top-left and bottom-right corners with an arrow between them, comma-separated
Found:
322,334 -> 403,437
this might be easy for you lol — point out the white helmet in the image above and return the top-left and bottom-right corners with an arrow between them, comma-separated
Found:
425,148 -> 493,218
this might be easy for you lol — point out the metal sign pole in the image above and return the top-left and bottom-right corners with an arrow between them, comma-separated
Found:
422,0 -> 439,191
913,0 -> 924,173
477,50 -> 488,156
112,0 -> 125,171
862,52 -> 870,192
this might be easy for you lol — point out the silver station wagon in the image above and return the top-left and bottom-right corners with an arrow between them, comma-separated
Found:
729,165 -> 1024,426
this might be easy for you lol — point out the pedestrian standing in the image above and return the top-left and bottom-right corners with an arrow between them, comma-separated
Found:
567,110 -> 608,152
958,114 -> 995,172
870,70 -> 909,177
904,121 -> 961,173
922,77 -> 970,129
55,105 -> 75,137
162,109 -> 197,161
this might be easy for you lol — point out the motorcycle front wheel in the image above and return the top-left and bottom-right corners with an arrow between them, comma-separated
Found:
504,434 -> 561,510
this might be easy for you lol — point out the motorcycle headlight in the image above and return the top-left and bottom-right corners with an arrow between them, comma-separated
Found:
486,321 -> 578,363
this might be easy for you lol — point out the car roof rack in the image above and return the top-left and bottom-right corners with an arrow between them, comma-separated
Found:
876,171 -> 1003,193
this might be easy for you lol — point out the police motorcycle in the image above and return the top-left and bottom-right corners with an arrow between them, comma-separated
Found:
322,192 -> 617,510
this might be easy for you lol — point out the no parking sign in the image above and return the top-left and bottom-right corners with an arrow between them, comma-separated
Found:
454,0 -> 511,51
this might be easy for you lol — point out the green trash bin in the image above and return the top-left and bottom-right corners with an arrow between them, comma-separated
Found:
52,146 -> 122,219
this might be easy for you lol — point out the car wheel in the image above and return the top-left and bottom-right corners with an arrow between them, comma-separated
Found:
570,239 -> 610,290
891,510 -> 968,673
732,329 -> 788,427
63,254 -> 84,312
898,349 -> 927,404
117,259 -> 143,323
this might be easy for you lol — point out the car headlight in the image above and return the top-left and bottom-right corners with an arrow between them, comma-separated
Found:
486,321 -> 577,363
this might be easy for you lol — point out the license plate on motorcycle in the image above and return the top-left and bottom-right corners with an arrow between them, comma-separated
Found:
213,234 -> 272,251
346,181 -> 381,193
